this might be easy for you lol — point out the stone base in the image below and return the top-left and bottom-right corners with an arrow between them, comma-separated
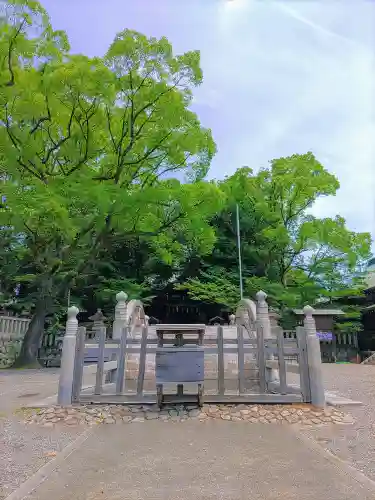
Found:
0,334 -> 24,367
21,404 -> 354,427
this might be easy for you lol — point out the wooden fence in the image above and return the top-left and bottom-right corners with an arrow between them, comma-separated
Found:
57,292 -> 326,407
283,329 -> 359,363
68,323 -> 310,405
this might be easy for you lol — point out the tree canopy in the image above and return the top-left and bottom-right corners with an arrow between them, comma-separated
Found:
179,153 -> 371,316
0,1 -> 223,365
0,1 -> 371,366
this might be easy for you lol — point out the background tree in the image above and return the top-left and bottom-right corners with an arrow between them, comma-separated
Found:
0,1 -> 222,366
179,153 -> 371,316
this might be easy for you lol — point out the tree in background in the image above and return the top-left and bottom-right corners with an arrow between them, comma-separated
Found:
0,1 -> 223,366
0,2 -> 371,367
179,153 -> 371,317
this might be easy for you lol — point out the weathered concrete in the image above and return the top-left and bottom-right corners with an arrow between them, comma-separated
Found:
57,306 -> 79,406
20,421 -> 375,500
301,363 -> 375,483
304,305 -> 325,407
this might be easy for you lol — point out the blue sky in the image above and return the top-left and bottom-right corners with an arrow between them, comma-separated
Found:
42,0 -> 375,240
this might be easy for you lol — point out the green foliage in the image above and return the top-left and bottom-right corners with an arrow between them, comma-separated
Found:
0,1 -> 371,366
0,1 -> 222,364
176,268 -> 240,310
178,152 -> 372,319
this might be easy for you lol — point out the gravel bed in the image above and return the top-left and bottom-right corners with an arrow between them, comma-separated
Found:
300,364 -> 375,482
21,402 -> 354,427
0,415 -> 82,500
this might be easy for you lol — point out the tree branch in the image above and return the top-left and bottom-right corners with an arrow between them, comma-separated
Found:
123,131 -> 172,166
30,95 -> 51,135
3,19 -> 26,87
41,100 -> 77,165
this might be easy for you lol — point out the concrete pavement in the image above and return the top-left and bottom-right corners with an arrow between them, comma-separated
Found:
16,421 -> 375,500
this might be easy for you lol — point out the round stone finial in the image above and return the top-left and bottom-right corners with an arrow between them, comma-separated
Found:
67,306 -> 79,318
303,305 -> 314,315
116,291 -> 128,302
256,290 -> 267,301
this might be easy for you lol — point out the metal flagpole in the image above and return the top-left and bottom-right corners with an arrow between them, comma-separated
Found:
236,203 -> 244,299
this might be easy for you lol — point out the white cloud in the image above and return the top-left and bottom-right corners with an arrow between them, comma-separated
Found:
204,1 -> 375,239
42,0 -> 375,240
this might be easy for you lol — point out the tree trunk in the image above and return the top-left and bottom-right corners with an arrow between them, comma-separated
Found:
12,300 -> 48,368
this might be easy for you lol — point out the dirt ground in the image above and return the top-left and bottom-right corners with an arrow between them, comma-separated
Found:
300,363 -> 375,481
1,363 -> 375,499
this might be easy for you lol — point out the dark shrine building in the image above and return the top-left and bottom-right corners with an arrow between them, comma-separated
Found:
360,257 -> 375,354
361,288 -> 375,353
291,308 -> 345,333
146,286 -> 230,324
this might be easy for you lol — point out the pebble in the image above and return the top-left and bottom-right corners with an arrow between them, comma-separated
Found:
189,409 -> 201,418
145,413 -> 159,420
132,417 -> 145,423
21,404 -> 353,428
221,414 -> 231,421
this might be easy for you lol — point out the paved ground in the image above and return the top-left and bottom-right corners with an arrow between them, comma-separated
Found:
0,369 -> 60,414
300,363 -> 375,482
2,364 -> 375,499
20,422 -> 375,500
0,370 -> 83,499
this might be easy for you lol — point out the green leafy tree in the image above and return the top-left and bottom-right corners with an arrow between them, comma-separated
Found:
176,267 -> 240,311
0,1 -> 222,366
179,153 -> 371,316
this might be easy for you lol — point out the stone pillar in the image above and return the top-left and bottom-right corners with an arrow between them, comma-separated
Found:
255,291 -> 271,339
144,315 -> 150,326
256,290 -> 278,382
57,306 -> 79,406
112,291 -> 128,340
303,305 -> 325,407
269,309 -> 281,331
229,314 -> 235,326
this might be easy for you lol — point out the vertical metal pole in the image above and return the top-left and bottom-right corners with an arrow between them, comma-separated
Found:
236,204 -> 243,300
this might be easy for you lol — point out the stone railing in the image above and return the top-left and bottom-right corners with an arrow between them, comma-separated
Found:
112,292 -> 148,340
0,315 -> 30,367
57,291 -> 149,405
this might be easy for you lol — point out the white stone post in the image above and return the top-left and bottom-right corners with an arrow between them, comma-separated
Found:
57,306 -> 79,406
229,314 -> 235,326
303,305 -> 325,407
256,290 -> 278,382
112,291 -> 128,340
144,315 -> 150,326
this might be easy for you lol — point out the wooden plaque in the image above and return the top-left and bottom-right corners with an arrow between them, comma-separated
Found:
155,347 -> 204,384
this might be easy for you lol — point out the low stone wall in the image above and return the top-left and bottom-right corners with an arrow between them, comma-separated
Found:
22,403 -> 355,428
0,333 -> 24,368
0,315 -> 30,367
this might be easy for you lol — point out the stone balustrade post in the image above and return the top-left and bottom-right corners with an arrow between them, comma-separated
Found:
303,305 -> 325,407
57,306 -> 79,406
112,291 -> 128,340
256,290 -> 278,383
